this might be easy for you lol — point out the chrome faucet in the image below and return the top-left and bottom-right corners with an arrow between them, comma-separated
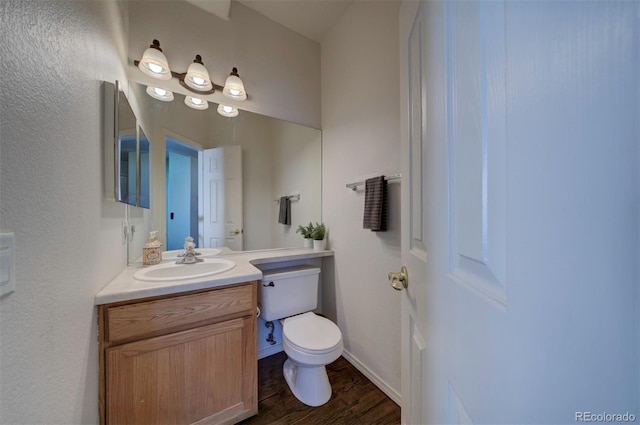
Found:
176,236 -> 203,264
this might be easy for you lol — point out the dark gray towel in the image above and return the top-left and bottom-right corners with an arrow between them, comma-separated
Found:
278,196 -> 291,225
363,176 -> 388,231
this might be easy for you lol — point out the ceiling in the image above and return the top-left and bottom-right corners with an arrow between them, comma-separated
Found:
185,0 -> 353,43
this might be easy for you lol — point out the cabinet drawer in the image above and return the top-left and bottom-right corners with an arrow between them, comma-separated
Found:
105,283 -> 254,344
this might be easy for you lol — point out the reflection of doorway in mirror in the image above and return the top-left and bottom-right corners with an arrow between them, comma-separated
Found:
200,146 -> 243,251
166,138 -> 199,250
119,135 -> 137,206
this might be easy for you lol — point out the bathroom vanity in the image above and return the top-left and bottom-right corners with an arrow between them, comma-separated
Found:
95,248 -> 333,425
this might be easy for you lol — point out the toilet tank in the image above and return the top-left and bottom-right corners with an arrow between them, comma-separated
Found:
258,266 -> 320,321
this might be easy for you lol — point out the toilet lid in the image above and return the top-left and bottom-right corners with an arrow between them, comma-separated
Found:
283,312 -> 342,352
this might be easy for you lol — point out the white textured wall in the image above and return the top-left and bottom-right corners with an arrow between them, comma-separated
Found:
0,1 -> 130,423
321,1 -> 402,402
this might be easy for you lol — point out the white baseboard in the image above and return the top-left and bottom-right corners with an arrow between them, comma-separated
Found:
341,349 -> 402,406
258,343 -> 283,360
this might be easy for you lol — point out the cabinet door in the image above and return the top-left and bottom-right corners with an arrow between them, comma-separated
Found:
106,317 -> 256,425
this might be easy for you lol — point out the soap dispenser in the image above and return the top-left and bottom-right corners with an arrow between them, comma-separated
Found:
142,231 -> 162,266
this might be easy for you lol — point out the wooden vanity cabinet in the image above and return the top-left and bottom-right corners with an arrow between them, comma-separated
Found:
97,282 -> 258,425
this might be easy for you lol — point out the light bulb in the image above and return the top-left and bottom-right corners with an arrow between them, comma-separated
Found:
153,87 -> 167,96
148,63 -> 163,74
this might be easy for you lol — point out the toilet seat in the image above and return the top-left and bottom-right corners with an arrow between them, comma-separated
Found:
283,312 -> 342,354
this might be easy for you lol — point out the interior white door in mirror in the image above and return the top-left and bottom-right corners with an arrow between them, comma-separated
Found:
201,146 -> 243,251
399,1 -> 639,423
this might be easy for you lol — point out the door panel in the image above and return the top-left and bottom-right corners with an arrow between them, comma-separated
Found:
202,148 -> 225,248
446,0 -> 508,305
106,319 -> 247,424
223,146 -> 243,251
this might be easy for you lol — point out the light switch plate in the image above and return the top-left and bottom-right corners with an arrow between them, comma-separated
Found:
0,233 -> 15,297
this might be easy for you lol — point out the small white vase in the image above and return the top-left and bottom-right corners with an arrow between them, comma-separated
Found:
313,239 -> 326,250
304,238 -> 313,248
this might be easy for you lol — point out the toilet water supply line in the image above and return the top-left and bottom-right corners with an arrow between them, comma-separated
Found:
265,321 -> 276,345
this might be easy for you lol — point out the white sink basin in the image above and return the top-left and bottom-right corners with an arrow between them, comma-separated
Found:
134,258 -> 236,282
162,248 -> 223,260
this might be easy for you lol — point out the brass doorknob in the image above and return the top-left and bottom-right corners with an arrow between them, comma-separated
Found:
230,229 -> 241,235
388,266 -> 408,291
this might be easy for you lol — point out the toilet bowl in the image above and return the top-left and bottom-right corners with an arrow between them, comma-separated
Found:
258,266 -> 343,407
281,312 -> 343,406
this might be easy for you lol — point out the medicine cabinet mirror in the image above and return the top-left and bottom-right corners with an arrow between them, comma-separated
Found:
104,80 -> 150,209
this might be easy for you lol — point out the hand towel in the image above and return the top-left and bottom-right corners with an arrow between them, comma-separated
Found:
278,196 -> 291,225
363,176 -> 388,231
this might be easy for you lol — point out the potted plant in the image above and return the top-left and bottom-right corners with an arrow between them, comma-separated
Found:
311,222 -> 327,250
296,222 -> 314,248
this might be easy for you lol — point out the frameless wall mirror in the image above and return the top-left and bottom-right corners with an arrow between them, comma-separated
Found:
103,80 -> 150,209
131,81 -> 321,252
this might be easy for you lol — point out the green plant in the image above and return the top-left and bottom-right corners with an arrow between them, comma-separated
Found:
311,222 -> 326,240
296,222 -> 314,238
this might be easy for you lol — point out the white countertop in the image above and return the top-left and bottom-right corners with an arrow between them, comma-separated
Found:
95,247 -> 334,305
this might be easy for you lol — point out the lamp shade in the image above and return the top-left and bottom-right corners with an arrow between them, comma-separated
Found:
217,104 -> 239,117
184,96 -> 209,110
185,55 -> 213,92
138,40 -> 171,80
223,67 -> 247,100
146,86 -> 174,102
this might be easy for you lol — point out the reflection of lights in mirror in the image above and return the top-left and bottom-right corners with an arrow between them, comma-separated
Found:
217,104 -> 239,117
144,84 -> 239,117
184,95 -> 209,110
146,86 -> 174,102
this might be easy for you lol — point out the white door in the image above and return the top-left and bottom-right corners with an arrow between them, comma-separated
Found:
399,1 -> 639,424
201,146 -> 243,250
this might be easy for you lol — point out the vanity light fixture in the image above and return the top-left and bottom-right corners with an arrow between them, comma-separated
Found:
217,104 -> 239,117
137,40 -> 171,80
184,95 -> 209,110
184,55 -> 213,92
146,86 -> 174,102
135,39 -> 247,99
223,68 -> 247,100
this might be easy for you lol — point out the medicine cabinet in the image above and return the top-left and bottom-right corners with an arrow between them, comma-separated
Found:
103,80 -> 150,209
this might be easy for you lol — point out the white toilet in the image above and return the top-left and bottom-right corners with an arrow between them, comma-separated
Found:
259,266 -> 343,407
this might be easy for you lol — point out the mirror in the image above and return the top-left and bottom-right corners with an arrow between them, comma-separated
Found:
131,82 -> 322,252
117,133 -> 137,206
104,80 -> 151,209
139,127 -> 150,209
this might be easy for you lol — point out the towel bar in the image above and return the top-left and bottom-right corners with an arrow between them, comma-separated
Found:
274,194 -> 301,202
346,173 -> 402,191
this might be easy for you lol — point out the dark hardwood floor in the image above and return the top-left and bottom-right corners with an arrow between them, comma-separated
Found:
240,351 -> 401,425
